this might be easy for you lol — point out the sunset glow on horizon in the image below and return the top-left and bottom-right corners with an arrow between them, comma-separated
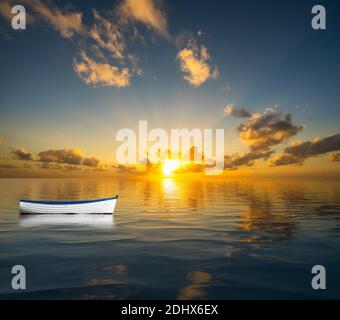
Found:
162,160 -> 182,175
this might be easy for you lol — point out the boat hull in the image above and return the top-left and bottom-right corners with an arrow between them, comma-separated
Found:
19,197 -> 118,215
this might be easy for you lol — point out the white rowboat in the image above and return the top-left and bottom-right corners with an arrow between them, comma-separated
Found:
19,196 -> 118,215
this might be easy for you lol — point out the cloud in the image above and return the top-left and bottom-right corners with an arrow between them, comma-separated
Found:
11,148 -> 33,161
128,53 -> 143,76
38,162 -> 65,170
118,0 -> 169,39
74,50 -> 131,87
224,150 -> 274,170
41,164 -> 106,172
2,2 -> 133,87
211,66 -> 220,80
37,148 -> 100,167
0,0 -> 13,21
115,164 -> 145,174
270,133 -> 340,166
8,147 -> 101,169
238,108 -> 303,150
0,0 -> 35,26
89,9 -> 125,60
174,30 -> 193,48
177,39 -> 218,86
0,136 -> 4,144
83,157 -> 100,168
25,0 -> 84,38
0,163 -> 20,169
37,162 -> 86,171
37,148 -> 83,165
328,152 -> 340,162
224,104 -> 252,118
269,153 -> 303,167
284,133 -> 340,158
75,10 -> 143,87
3,0 -> 220,90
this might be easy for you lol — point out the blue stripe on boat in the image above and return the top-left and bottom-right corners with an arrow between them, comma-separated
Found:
19,196 -> 118,205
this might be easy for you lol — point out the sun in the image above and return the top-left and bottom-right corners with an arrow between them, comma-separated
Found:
162,159 -> 181,175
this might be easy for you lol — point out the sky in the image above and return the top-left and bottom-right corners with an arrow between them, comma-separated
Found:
0,0 -> 339,178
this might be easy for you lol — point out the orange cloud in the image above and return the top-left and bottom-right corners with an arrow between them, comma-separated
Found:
90,9 -> 125,60
25,0 -> 84,38
177,40 -> 218,86
0,0 -> 12,22
74,50 -> 131,87
118,0 -> 169,39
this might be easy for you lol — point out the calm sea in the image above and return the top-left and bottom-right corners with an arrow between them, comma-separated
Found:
0,177 -> 339,299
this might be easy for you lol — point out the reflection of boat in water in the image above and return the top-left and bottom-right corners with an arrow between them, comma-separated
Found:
20,213 -> 115,228
19,196 -> 118,215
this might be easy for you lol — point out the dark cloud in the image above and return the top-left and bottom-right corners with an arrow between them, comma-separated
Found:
270,153 -> 303,167
270,133 -> 340,166
38,163 -> 65,170
284,133 -> 340,157
39,162 -> 93,171
37,148 -> 100,167
224,150 -> 274,170
238,108 -> 303,150
64,164 -> 83,171
83,157 -> 100,168
224,104 -> 252,118
37,148 -> 83,165
11,148 -> 33,161
38,163 -> 85,171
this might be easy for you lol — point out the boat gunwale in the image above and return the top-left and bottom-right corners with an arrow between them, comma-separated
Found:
19,196 -> 118,205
